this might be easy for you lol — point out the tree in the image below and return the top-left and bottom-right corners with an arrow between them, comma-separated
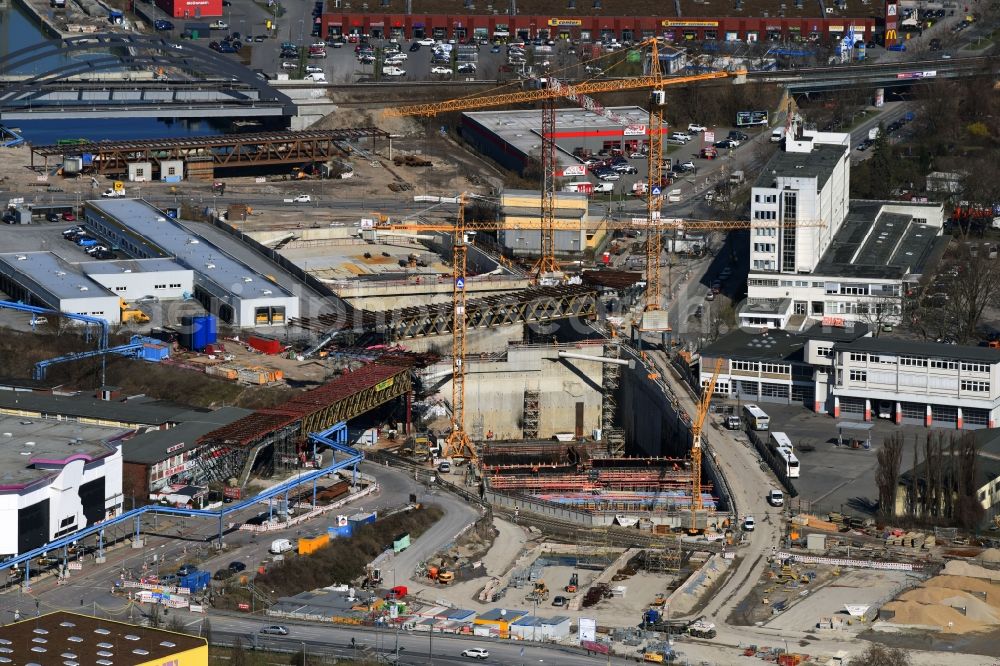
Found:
876,433 -> 904,518
232,636 -> 248,666
868,122 -> 896,199
847,645 -> 912,666
955,433 -> 985,530
858,294 -> 902,337
941,249 -> 1000,343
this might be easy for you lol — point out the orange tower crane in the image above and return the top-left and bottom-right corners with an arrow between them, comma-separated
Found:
443,194 -> 477,462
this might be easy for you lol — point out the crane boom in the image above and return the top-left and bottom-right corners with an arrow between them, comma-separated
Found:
386,71 -> 735,117
361,217 -> 826,233
691,357 -> 724,529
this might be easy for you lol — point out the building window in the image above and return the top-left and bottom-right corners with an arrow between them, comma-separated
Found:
755,227 -> 777,237
900,356 -> 927,367
167,167 -> 177,176
840,284 -> 867,295
154,284 -> 166,289
930,359 -> 958,370
169,283 -> 181,288
761,382 -> 789,398
961,362 -> 989,373
816,346 -> 832,358
850,370 -> 867,382
794,302 -> 806,315
749,278 -> 779,287
850,353 -> 867,362
761,363 -> 790,374
732,360 -> 758,372
136,168 -> 145,177
753,243 -> 776,253
961,380 -> 990,392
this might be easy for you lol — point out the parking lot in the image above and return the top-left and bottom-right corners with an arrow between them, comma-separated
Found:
711,400 -> 945,517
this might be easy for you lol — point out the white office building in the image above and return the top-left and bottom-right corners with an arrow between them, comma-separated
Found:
826,338 -> 1000,430
0,415 -> 126,557
81,258 -> 194,303
742,128 -> 947,330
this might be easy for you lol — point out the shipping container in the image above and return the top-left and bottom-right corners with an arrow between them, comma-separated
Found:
206,365 -> 239,380
298,532 -> 330,555
316,480 -> 350,502
328,523 -> 353,539
393,533 -> 410,553
348,511 -> 377,528
246,335 -> 283,355
180,570 -> 211,592
139,343 -> 170,362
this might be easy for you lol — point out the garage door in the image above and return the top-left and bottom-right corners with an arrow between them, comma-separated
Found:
839,397 -> 865,419
964,408 -> 989,429
791,385 -> 815,407
931,404 -> 957,428
900,401 -> 924,426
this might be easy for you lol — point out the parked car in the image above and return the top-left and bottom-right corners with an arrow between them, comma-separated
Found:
260,625 -> 289,635
457,63 -> 476,73
29,316 -> 48,326
714,139 -> 739,149
417,37 -> 437,46
281,61 -> 298,70
228,561 -> 247,572
687,123 -> 707,133
430,66 -> 453,75
742,516 -> 756,531
46,212 -> 59,223
305,65 -> 324,74
675,160 -> 695,172
177,564 -> 197,576
552,595 -> 568,607
856,139 -> 874,151
461,648 -> 490,660
728,130 -> 749,141
409,42 -> 421,51
210,20 -> 228,30
767,489 -> 784,507
154,19 -> 174,31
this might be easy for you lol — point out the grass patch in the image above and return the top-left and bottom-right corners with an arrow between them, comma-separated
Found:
217,506 -> 443,607
0,328 -> 293,409
967,31 -> 997,50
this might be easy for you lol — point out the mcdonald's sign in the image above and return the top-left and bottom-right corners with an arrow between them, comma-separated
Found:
885,28 -> 897,44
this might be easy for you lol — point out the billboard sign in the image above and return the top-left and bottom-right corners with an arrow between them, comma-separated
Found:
704,131 -> 715,144
736,110 -> 768,127
623,125 -> 647,136
579,618 -> 597,642
559,165 -> 587,177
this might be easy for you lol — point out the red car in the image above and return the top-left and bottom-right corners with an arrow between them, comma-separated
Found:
62,212 -> 76,221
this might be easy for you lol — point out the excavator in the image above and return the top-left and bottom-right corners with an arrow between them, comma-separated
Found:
526,581 -> 549,602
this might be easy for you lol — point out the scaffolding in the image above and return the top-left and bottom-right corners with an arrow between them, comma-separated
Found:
601,342 -> 624,457
522,388 -> 540,440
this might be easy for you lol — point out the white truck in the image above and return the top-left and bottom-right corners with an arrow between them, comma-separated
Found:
868,126 -> 881,141
270,539 -> 294,554
101,188 -> 125,198
770,127 -> 785,143
283,195 -> 312,203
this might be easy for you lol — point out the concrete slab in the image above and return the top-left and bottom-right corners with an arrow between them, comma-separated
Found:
762,568 -> 914,634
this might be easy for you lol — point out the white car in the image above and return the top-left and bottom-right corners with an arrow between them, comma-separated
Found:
461,648 -> 490,660
430,66 -> 453,75
595,171 -> 620,181
382,66 -> 406,77
386,51 -> 407,60
29,316 -> 48,326
210,20 -> 228,30
305,72 -> 326,82
743,516 -> 756,531
305,65 -> 323,74
687,123 -> 707,133
417,37 -> 436,46
767,490 -> 784,507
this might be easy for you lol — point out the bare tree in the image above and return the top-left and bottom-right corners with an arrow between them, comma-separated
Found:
858,294 -> 903,337
942,249 -> 1000,343
908,437 -> 919,519
847,645 -> 912,666
876,432 -> 905,518
955,433 -> 985,530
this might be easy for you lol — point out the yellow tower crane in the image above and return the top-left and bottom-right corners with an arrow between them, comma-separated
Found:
691,357 -> 724,531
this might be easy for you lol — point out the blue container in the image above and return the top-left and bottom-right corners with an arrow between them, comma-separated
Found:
205,315 -> 217,344
348,511 -> 377,528
181,314 -> 216,352
327,524 -> 353,539
81,153 -> 94,166
180,570 -> 210,592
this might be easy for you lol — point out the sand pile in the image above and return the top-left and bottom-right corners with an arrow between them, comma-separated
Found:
924,575 -> 1000,604
944,560 -> 1000,581
978,548 -> 1000,564
881,600 -> 987,633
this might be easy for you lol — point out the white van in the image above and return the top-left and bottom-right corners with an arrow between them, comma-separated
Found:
382,66 -> 406,77
270,539 -> 293,554
770,128 -> 785,143
767,489 -> 784,507
669,132 -> 691,143
593,182 -> 614,194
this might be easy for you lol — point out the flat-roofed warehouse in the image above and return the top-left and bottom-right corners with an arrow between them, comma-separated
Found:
0,251 -> 122,324
0,611 -> 207,666
82,199 -> 299,327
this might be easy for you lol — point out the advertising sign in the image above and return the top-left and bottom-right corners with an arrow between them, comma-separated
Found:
579,618 -> 597,642
559,165 -> 587,177
736,110 -> 768,127
704,131 -> 715,144
662,20 -> 718,27
548,18 -> 582,26
623,125 -> 647,136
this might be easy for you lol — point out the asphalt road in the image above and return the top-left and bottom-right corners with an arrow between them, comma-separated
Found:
4,462 -> 477,624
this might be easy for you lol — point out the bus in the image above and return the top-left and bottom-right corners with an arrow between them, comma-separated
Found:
742,404 -> 770,431
775,445 -> 800,478
768,432 -> 799,478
